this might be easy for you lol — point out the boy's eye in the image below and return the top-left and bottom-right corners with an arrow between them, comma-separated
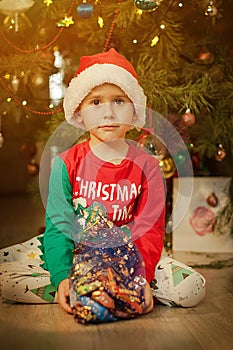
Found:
114,98 -> 124,104
93,99 -> 100,105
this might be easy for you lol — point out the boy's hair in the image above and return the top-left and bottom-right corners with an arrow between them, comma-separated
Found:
63,48 -> 146,129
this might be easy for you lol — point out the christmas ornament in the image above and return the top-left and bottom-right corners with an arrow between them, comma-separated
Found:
173,150 -> 186,166
11,75 -> 20,92
181,108 -> 195,127
20,143 -> 37,158
198,50 -> 214,65
137,133 -> 166,160
27,159 -> 39,176
207,192 -> 219,207
151,36 -> 159,47
191,152 -> 200,171
215,143 -> 226,162
0,132 -> 4,148
159,157 -> 176,178
30,71 -> 47,88
77,1 -> 94,19
134,0 -> 163,11
44,0 -> 53,6
56,16 -> 74,27
205,1 -> 217,17
97,16 -> 104,28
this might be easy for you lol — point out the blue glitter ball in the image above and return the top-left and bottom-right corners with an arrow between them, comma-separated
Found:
77,3 -> 94,19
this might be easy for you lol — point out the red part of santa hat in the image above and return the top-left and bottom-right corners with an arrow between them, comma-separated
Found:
63,48 -> 147,129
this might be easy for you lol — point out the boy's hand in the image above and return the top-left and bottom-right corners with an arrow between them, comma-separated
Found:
57,278 -> 153,315
57,278 -> 73,314
142,282 -> 154,314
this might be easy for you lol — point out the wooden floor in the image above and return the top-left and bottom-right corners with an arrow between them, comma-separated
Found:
0,195 -> 233,350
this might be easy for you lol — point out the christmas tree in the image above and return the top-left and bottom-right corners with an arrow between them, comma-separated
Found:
0,0 -> 232,172
0,1 -> 232,232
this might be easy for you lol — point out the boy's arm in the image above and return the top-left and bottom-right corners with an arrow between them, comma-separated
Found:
131,162 -> 166,283
43,156 -> 75,289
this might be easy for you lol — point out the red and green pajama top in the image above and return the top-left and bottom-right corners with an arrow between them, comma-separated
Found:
42,141 -> 165,289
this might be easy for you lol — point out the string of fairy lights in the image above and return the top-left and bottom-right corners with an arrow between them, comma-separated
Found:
0,0 -> 220,147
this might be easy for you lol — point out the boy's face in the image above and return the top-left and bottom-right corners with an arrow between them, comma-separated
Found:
78,83 -> 136,143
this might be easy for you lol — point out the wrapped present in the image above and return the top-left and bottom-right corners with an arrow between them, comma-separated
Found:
69,202 -> 147,324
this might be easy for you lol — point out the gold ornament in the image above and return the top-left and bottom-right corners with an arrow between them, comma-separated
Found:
44,0 -> 53,6
57,16 -> 74,27
151,36 -> 159,47
98,16 -> 104,28
30,71 -> 47,88
159,157 -> 176,178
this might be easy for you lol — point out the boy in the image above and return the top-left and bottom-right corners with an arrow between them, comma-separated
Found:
43,48 -> 166,314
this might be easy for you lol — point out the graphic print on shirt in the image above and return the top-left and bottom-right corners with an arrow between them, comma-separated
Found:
73,176 -> 142,222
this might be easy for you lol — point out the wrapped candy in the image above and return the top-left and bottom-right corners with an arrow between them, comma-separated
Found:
69,202 -> 147,324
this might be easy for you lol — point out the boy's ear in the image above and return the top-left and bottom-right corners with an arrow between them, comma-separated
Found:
74,112 -> 82,123
132,111 -> 138,121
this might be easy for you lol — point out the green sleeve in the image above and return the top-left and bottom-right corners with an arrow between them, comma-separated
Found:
42,155 -> 75,289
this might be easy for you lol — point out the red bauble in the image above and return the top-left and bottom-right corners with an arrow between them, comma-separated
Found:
19,142 -> 37,159
198,51 -> 214,64
27,159 -> 39,176
215,144 -> 226,162
181,109 -> 195,127
207,192 -> 219,207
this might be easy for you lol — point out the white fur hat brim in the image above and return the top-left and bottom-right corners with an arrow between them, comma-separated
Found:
63,63 -> 147,129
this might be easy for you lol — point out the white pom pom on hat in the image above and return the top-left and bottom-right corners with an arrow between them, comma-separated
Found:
63,48 -> 147,129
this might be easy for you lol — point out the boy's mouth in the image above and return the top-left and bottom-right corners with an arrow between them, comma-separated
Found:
98,125 -> 119,130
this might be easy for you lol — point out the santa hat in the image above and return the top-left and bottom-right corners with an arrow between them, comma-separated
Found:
63,48 -> 147,129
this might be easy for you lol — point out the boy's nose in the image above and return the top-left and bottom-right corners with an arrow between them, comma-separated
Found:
103,103 -> 115,119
